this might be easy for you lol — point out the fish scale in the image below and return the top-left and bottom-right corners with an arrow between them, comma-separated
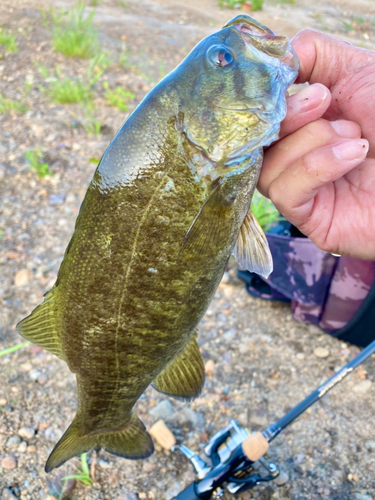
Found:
17,15 -> 298,472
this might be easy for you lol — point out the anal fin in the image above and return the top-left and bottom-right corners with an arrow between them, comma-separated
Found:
233,211 -> 273,279
152,334 -> 205,401
16,289 -> 65,361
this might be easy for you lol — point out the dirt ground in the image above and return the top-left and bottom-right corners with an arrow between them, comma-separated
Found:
1,0 -> 375,499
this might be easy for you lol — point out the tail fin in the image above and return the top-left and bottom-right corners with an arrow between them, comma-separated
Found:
45,413 -> 154,472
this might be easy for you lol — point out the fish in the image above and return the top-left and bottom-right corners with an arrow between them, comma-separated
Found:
17,15 -> 298,472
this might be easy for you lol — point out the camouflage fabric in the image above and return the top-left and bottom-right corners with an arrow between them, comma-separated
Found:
239,232 -> 375,335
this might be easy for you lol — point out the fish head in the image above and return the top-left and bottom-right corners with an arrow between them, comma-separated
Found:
177,15 -> 299,165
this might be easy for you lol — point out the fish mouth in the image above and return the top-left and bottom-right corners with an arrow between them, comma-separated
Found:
223,15 -> 299,73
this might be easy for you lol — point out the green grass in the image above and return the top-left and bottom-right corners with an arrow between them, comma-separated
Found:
82,104 -> 102,136
0,342 -> 30,357
89,0 -> 101,5
277,0 -> 295,3
251,190 -> 284,231
40,54 -> 107,104
0,93 -> 27,114
103,82 -> 134,111
43,2 -> 99,58
119,43 -> 131,67
63,453 -> 92,486
217,0 -> 263,9
26,149 -> 54,178
0,29 -> 17,53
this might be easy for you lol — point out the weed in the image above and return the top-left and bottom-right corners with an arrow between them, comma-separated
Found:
0,227 -> 4,241
46,2 -> 99,58
0,342 -> 30,357
103,82 -> 134,112
82,104 -> 102,136
119,42 -> 131,67
0,93 -> 27,114
63,453 -> 92,486
40,54 -> 106,104
277,0 -> 295,4
89,0 -> 100,5
26,149 -> 54,178
217,0 -> 263,9
251,190 -> 284,231
250,0 -> 264,9
0,29 -> 17,53
119,0 -> 128,7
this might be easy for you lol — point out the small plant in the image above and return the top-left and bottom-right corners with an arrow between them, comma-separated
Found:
251,190 -> 284,231
250,0 -> 264,9
40,54 -> 106,104
119,42 -> 131,67
0,29 -> 17,53
25,149 -> 54,178
63,453 -> 92,486
217,0 -> 263,9
45,2 -> 99,58
0,342 -> 30,357
0,93 -> 27,114
103,82 -> 134,112
277,0 -> 295,4
89,0 -> 100,5
82,104 -> 102,136
0,227 -> 4,241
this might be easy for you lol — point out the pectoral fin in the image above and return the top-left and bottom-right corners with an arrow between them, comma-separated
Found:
16,289 -> 65,361
152,334 -> 205,401
180,179 -> 230,257
233,211 -> 273,279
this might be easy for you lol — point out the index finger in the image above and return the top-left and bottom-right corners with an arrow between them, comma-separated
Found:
278,83 -> 331,140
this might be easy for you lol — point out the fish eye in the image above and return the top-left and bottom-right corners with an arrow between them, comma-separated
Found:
207,46 -> 234,68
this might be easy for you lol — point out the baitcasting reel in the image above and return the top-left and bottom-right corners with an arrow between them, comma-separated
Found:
173,420 -> 279,499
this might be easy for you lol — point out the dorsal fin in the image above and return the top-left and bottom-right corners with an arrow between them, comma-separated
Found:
16,289 -> 65,361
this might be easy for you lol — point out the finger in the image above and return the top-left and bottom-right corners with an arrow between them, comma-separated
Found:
259,119 -> 362,196
279,83 -> 331,140
291,29 -> 373,87
267,139 -> 369,229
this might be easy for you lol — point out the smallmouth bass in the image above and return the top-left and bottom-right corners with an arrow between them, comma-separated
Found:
17,15 -> 298,471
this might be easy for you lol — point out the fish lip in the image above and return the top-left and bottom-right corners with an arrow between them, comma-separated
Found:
223,14 -> 299,73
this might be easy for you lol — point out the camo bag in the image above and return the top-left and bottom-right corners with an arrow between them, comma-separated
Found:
238,225 -> 375,347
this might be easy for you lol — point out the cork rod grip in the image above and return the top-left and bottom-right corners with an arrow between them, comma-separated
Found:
241,432 -> 269,462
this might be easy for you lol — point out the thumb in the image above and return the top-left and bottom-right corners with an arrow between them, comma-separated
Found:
291,29 -> 358,87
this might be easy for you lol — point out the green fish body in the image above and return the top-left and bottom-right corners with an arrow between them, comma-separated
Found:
17,15 -> 298,471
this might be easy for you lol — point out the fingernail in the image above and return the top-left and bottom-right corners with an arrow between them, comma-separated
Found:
333,140 -> 369,161
289,83 -> 328,112
331,120 -> 361,138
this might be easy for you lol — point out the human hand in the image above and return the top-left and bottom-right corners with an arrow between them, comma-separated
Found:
258,30 -> 375,260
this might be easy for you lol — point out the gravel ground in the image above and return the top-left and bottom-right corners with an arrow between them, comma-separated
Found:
1,0 -> 375,499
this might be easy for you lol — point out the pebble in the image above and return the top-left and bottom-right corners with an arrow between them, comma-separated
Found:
14,268 -> 31,287
6,435 -> 21,448
176,407 -> 204,427
164,481 -> 182,500
18,426 -> 35,440
117,494 -> 137,500
143,462 -> 156,473
149,420 -> 176,450
1,456 -> 17,470
0,397 -> 7,406
27,445 -> 37,453
365,439 -> 375,452
29,369 -> 42,381
314,347 -> 330,358
18,441 -> 27,452
353,380 -> 372,394
19,362 -> 33,372
204,359 -> 215,377
274,471 -> 289,486
150,400 -> 173,420
296,353 -> 305,360
353,494 -> 374,500
49,193 -> 65,205
37,373 -> 48,385
138,493 -> 147,500
2,490 -> 18,500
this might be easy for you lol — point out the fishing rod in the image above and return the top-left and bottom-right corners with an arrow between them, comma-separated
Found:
172,339 -> 375,499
